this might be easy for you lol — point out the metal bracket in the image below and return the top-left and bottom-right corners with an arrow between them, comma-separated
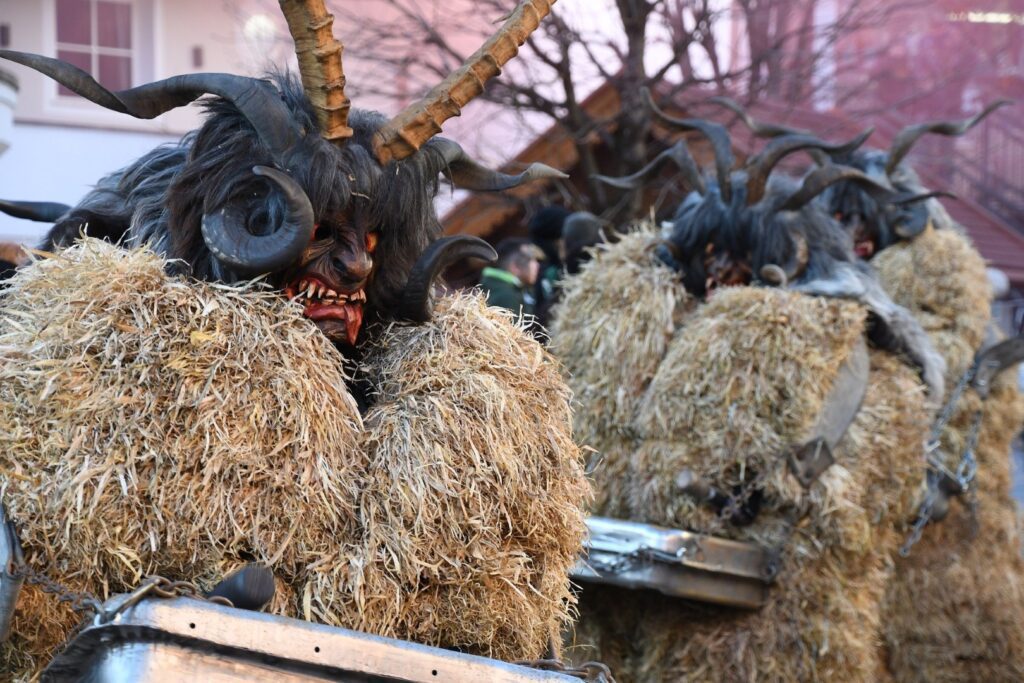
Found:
573,517 -> 778,609
971,335 -> 1024,400
0,503 -> 25,643
787,437 -> 836,489
787,337 -> 869,488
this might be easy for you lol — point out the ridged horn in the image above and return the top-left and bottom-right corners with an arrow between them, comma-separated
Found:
886,100 -> 1013,175
200,166 -> 314,276
397,235 -> 498,322
429,138 -> 567,191
759,232 -> 808,287
644,89 -> 735,202
0,199 -> 71,223
278,0 -> 352,143
745,129 -> 873,205
777,164 -> 894,213
592,140 -> 706,195
374,0 -> 557,164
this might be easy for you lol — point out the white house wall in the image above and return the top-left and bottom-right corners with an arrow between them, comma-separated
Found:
0,123 -> 178,244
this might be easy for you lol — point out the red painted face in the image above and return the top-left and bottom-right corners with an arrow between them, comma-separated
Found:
703,243 -> 752,295
280,204 -> 380,345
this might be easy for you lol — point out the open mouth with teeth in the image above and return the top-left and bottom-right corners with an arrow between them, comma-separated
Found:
853,239 -> 876,259
284,276 -> 366,345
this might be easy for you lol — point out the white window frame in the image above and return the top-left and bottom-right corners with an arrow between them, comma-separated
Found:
55,0 -> 135,95
41,0 -> 156,114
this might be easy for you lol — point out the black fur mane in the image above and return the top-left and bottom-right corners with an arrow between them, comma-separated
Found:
43,72 -> 449,319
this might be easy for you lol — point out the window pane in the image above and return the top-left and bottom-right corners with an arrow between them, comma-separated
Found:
56,0 -> 92,46
98,2 -> 132,49
98,54 -> 132,91
56,49 -> 92,96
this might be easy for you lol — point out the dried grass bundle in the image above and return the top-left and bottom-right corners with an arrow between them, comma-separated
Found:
1,240 -> 587,678
0,239 -> 364,677
549,226 -> 691,446
320,293 -> 589,660
553,257 -> 929,681
875,227 -> 1024,681
873,225 -> 991,378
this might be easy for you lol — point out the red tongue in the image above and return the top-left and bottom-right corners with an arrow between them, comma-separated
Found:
304,302 -> 364,345
855,240 -> 875,258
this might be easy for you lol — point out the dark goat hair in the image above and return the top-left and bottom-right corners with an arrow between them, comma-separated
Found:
42,73 -> 448,318
660,174 -> 851,298
821,149 -> 950,254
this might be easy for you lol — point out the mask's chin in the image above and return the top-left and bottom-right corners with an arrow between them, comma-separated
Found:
314,318 -> 356,346
283,275 -> 367,346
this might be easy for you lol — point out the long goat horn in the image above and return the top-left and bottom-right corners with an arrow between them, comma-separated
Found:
886,100 -> 1012,175
278,0 -> 352,144
0,200 -> 71,223
644,89 -> 735,202
592,140 -> 706,196
777,164 -> 894,213
0,50 -> 314,273
0,50 -> 303,156
374,0 -> 557,164
708,96 -> 809,138
745,129 -> 873,205
708,96 -> 831,167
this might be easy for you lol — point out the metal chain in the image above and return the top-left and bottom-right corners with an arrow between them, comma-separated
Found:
900,362 -> 987,556
517,658 -> 616,683
12,562 -> 104,617
11,565 -> 231,623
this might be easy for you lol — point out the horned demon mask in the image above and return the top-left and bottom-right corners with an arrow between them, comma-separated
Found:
710,97 -> 1010,259
0,0 -> 564,345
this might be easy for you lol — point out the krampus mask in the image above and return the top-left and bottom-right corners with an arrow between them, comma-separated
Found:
596,92 -> 946,399
0,0 -> 564,345
711,97 -> 1010,259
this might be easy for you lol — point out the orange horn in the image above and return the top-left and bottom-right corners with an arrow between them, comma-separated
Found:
373,0 -> 557,164
279,0 -> 352,144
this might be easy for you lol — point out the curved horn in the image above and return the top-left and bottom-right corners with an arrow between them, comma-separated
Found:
429,138 -> 567,191
759,263 -> 789,287
0,199 -> 71,223
708,96 -> 831,166
592,140 -> 706,195
398,235 -> 498,323
645,89 -> 735,201
200,166 -> 314,276
778,164 -> 894,213
278,0 -> 352,144
760,232 -> 808,286
746,129 -> 873,205
374,0 -> 557,164
708,96 -> 810,138
0,50 -> 303,157
886,100 -> 1012,175
892,190 -> 957,206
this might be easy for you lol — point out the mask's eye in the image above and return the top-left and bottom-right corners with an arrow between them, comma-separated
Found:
314,223 -> 331,241
366,231 -> 379,254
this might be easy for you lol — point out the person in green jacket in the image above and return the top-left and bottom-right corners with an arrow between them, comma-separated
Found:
479,238 -> 544,318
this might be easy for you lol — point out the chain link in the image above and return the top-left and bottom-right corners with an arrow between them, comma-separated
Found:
900,361 -> 987,556
12,562 -> 104,617
517,658 -> 616,682
11,565 -> 231,623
